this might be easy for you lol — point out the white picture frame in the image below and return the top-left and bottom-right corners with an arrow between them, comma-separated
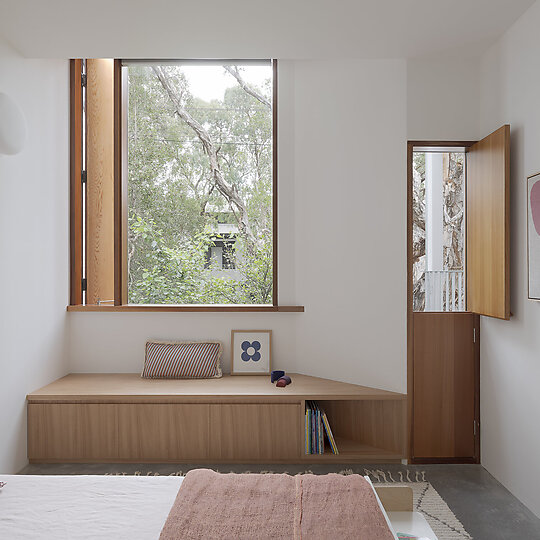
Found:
230,330 -> 272,375
528,172 -> 540,300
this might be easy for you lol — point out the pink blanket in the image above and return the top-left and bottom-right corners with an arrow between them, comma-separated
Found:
160,469 -> 395,540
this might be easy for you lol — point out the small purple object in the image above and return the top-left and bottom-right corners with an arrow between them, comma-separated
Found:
271,370 -> 285,383
276,375 -> 292,387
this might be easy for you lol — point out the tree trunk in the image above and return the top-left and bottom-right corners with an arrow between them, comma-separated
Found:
153,66 -> 256,247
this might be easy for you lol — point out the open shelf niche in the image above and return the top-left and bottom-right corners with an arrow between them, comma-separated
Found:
302,399 -> 407,462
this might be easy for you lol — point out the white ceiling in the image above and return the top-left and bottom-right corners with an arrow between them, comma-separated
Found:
0,0 -> 535,59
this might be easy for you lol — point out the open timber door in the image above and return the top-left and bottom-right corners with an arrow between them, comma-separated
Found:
466,125 -> 511,319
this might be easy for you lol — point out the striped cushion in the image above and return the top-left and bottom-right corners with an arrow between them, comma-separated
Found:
142,341 -> 223,379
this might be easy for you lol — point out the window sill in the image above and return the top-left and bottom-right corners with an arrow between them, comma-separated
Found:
66,304 -> 305,313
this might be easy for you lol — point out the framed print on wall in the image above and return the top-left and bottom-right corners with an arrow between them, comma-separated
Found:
231,330 -> 272,375
528,172 -> 540,300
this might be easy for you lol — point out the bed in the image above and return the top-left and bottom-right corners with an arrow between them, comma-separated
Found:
0,473 -> 437,539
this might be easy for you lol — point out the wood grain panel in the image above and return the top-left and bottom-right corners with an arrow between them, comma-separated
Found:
467,124 -> 510,319
209,404 -> 300,460
406,141 -> 414,462
412,312 -> 477,459
323,400 -> 406,456
67,304 -> 305,312
118,404 -> 209,460
69,59 -> 83,305
375,486 -> 413,512
27,373 -> 406,402
28,403 -> 118,460
86,59 -> 115,305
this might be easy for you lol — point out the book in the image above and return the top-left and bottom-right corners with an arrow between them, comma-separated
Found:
305,407 -> 310,454
314,405 -> 319,454
313,402 -> 318,454
305,401 -> 339,455
306,402 -> 314,454
318,408 -> 323,454
309,405 -> 313,454
321,410 -> 339,454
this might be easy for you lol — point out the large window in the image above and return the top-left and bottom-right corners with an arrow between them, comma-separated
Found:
69,59 -> 284,310
126,61 -> 274,305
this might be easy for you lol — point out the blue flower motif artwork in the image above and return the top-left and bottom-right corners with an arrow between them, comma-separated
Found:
241,340 -> 262,362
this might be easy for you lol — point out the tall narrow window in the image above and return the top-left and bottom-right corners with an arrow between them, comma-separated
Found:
124,60 -> 274,305
412,149 -> 466,312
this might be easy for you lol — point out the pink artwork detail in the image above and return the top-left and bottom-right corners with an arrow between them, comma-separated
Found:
531,180 -> 540,236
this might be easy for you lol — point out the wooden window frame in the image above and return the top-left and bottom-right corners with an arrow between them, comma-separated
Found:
406,139 -> 477,461
407,140 -> 475,315
69,59 -> 84,305
69,59 -> 303,313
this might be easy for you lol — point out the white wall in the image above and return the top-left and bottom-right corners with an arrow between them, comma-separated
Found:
69,313 -> 300,374
293,59 -> 407,392
407,57 -> 482,141
478,0 -> 540,518
69,59 -> 408,393
0,40 -> 69,473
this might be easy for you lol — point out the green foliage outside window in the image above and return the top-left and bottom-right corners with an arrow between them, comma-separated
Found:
127,63 -> 273,304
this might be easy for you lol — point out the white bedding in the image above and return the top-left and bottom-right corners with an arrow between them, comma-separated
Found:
0,475 -> 183,540
0,474 -> 416,540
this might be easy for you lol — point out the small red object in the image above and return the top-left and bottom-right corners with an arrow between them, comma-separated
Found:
276,375 -> 291,387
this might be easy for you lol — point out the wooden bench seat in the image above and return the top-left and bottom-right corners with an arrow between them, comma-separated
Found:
27,373 -> 407,464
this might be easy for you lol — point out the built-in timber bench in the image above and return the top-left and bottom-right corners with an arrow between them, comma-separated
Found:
27,374 -> 407,463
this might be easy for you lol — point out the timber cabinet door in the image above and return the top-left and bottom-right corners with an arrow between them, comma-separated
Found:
412,312 -> 479,461
27,403 -> 119,461
117,404 -> 211,461
208,403 -> 301,461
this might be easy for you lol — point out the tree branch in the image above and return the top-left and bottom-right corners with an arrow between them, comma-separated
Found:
224,66 -> 271,109
153,66 -> 255,246
199,184 -> 216,215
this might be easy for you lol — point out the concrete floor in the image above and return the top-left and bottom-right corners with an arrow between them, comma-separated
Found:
19,463 -> 540,540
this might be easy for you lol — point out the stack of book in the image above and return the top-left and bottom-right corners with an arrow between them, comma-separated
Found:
305,401 -> 339,455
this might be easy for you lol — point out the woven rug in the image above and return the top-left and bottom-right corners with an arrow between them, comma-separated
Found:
363,469 -> 472,540
107,468 -> 472,540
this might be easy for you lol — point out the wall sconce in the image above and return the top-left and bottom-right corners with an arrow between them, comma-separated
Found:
0,92 -> 27,155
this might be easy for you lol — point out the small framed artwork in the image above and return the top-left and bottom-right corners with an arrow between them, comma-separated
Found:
528,172 -> 540,300
231,330 -> 272,375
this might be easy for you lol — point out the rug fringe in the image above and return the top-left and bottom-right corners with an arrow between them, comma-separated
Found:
363,469 -> 426,483
107,468 -> 427,482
